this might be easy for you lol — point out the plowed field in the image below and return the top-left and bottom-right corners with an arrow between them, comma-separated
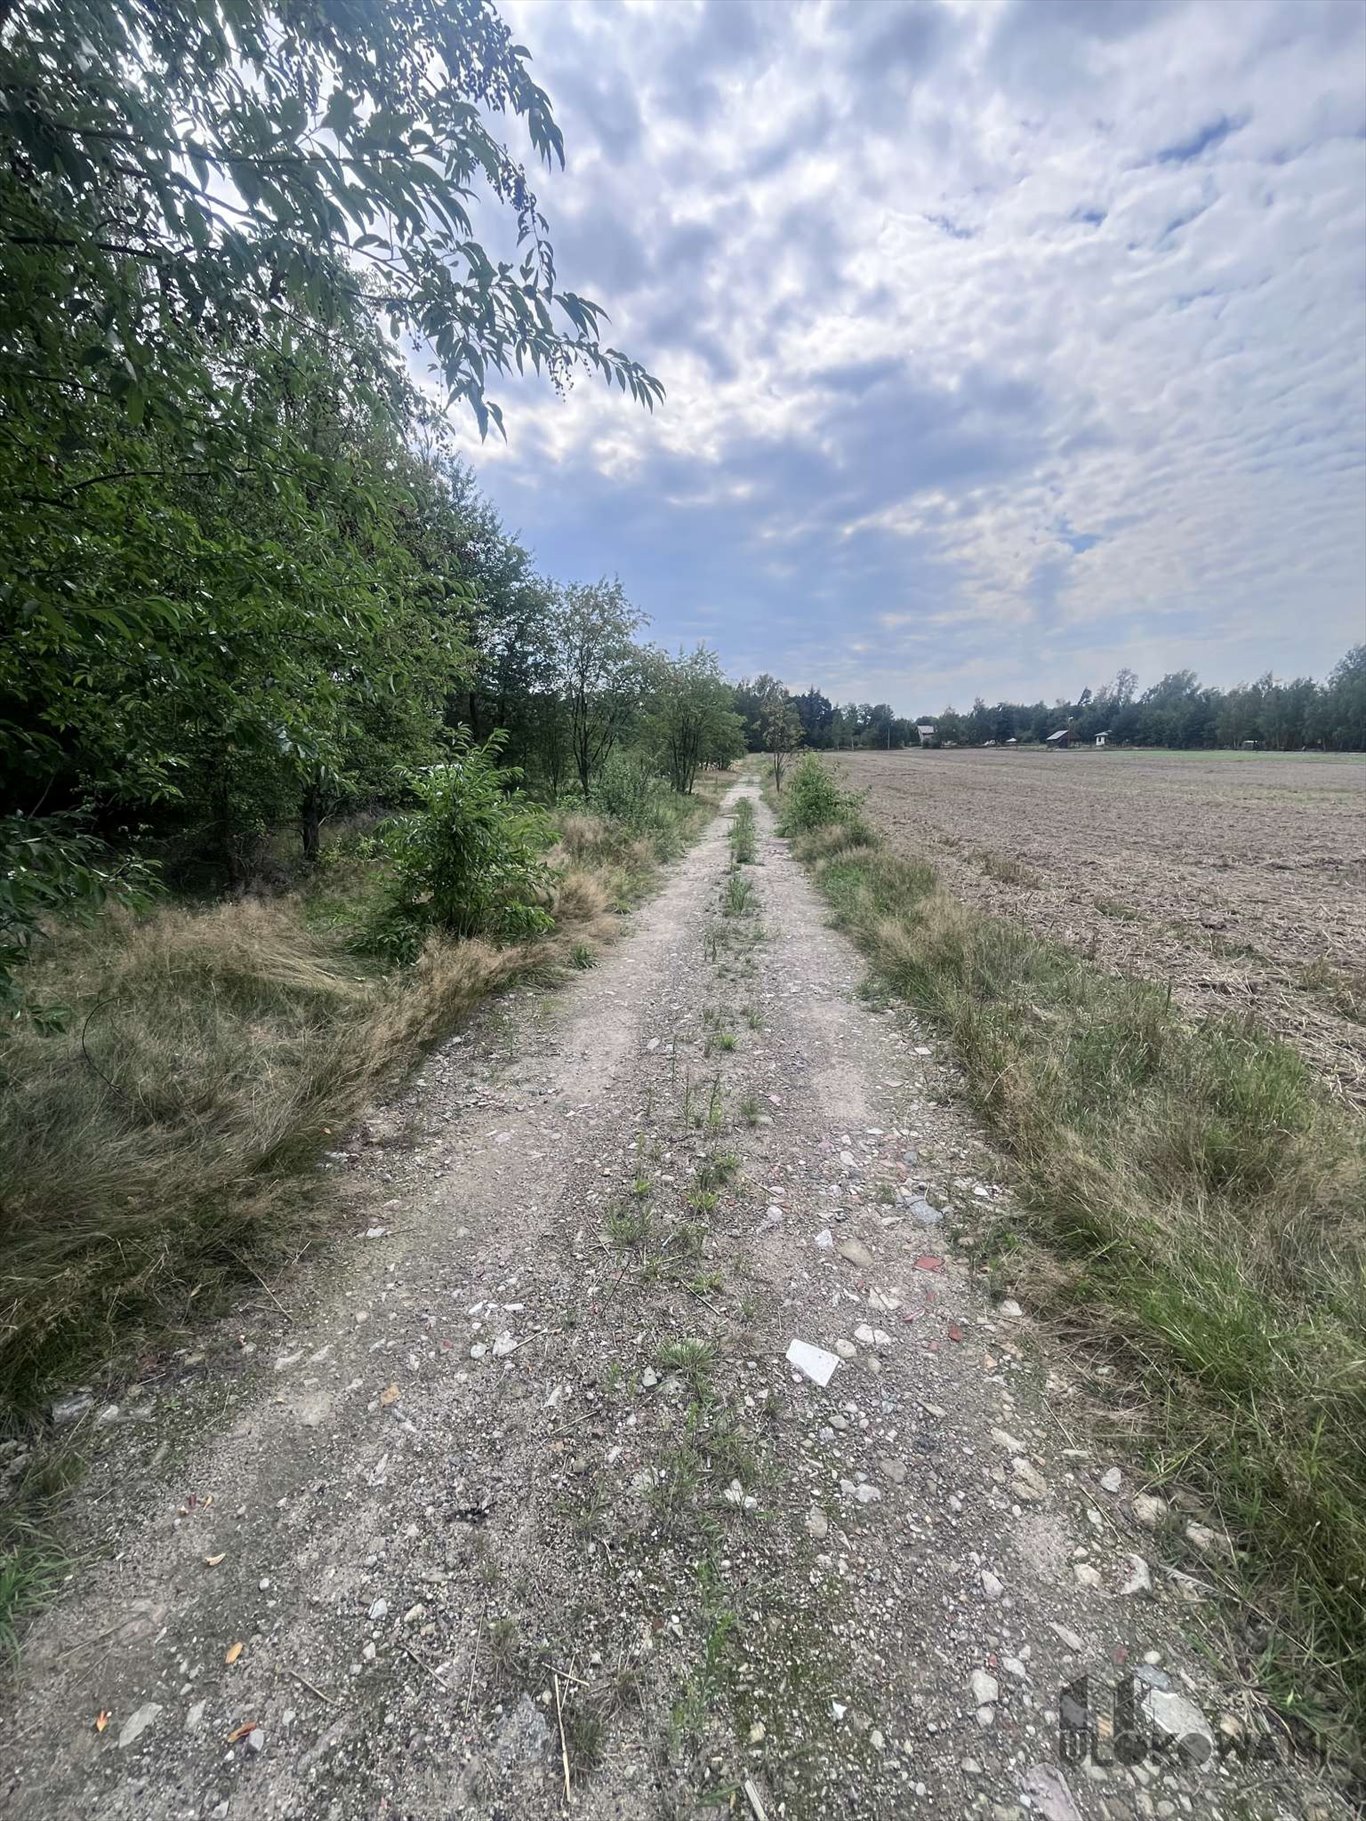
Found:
831,748 -> 1366,1104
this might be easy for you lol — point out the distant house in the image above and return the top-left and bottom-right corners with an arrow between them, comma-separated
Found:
916,722 -> 936,747
1005,737 -> 1018,746
1094,729 -> 1112,748
1046,728 -> 1071,749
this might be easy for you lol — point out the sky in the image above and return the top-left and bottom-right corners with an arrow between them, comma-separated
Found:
446,0 -> 1366,716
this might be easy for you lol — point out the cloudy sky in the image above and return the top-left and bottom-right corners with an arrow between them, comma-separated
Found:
451,0 -> 1366,714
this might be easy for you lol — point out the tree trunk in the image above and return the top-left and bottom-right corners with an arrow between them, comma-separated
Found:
300,788 -> 323,865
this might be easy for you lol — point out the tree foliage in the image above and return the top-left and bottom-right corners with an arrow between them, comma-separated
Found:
556,579 -> 644,798
1,0 -> 661,444
642,645 -> 744,794
760,682 -> 804,790
921,653 -> 1365,751
0,0 -> 673,1005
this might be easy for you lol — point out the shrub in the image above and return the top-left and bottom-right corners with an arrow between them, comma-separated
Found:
779,755 -> 866,836
369,730 -> 555,960
591,750 -> 679,840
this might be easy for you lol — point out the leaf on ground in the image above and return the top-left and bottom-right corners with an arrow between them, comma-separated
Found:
914,1256 -> 943,1272
224,1641 -> 244,1665
226,1720 -> 258,1743
380,1384 -> 400,1406
94,1711 -> 110,1733
204,1554 -> 226,1567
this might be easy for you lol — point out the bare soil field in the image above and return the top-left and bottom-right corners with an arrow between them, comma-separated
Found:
830,748 -> 1366,1105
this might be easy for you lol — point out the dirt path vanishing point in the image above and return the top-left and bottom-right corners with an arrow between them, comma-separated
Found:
0,781 -> 1346,1821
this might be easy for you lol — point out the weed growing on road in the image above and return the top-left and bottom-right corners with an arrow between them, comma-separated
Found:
721,871 -> 755,918
779,757 -> 1366,1760
730,797 -> 757,865
607,1198 -> 653,1250
657,1338 -> 715,1398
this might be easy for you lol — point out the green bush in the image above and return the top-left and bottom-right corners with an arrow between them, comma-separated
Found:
591,749 -> 691,855
593,750 -> 671,826
369,730 -> 555,959
779,755 -> 866,836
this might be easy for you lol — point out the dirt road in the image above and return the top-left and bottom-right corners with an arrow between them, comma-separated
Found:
0,784 -> 1340,1819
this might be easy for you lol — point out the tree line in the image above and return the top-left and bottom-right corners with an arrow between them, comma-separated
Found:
0,0 -> 746,1006
732,652 -> 1366,753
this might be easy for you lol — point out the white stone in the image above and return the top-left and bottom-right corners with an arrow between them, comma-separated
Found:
1133,1493 -> 1166,1529
1022,1764 -> 1084,1821
1120,1553 -> 1153,1596
118,1703 -> 163,1749
1145,1689 -> 1215,1765
1011,1458 -> 1048,1502
785,1339 -> 841,1387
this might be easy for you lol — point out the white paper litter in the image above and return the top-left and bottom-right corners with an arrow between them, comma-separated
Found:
786,1338 -> 841,1387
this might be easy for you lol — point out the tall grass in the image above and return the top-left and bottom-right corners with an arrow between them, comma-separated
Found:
780,766 -> 1366,1760
0,798 -> 717,1421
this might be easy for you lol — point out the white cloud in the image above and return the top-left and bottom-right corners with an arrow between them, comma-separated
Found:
458,0 -> 1366,710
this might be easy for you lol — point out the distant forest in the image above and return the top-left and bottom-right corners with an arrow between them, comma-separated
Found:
735,646 -> 1366,753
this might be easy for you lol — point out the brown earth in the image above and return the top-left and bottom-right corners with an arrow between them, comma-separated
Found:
830,748 -> 1366,1105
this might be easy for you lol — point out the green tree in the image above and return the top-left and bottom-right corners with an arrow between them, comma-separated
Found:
1318,646 -> 1366,750
761,684 -> 804,791
556,580 -> 644,798
642,646 -> 744,793
0,0 -> 666,997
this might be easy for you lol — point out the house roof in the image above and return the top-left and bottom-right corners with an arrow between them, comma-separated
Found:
1046,729 -> 1069,742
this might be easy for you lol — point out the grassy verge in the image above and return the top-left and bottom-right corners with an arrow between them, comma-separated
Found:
774,755 -> 1366,1761
0,786 -> 718,1425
